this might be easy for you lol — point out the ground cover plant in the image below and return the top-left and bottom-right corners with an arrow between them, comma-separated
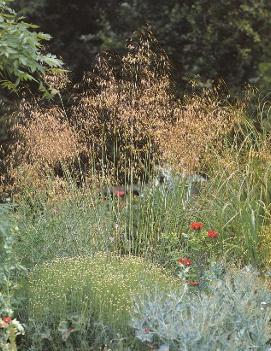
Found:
131,267 -> 271,351
21,254 -> 178,350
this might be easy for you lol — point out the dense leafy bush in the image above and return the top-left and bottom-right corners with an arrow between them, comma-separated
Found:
0,0 -> 62,94
0,0 -> 64,185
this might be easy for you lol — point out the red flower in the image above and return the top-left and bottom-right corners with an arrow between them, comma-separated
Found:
190,222 -> 204,230
186,280 -> 199,286
177,257 -> 192,266
2,316 -> 12,324
143,327 -> 151,334
115,190 -> 126,197
0,316 -> 12,328
207,230 -> 219,238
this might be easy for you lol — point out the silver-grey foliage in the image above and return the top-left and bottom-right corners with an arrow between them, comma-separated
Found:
131,268 -> 271,351
154,167 -> 208,204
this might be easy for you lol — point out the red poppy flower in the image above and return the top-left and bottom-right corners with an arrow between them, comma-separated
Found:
115,190 -> 126,197
207,230 -> 219,238
177,257 -> 192,266
143,327 -> 151,334
0,316 -> 12,328
2,316 -> 12,324
186,280 -> 199,286
190,222 -> 204,230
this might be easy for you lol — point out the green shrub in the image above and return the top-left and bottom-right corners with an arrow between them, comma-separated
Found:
0,0 -> 63,95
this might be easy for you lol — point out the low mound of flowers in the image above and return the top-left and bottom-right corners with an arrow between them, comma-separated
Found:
28,254 -> 179,332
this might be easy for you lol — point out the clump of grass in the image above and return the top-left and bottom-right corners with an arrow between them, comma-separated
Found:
71,28 -> 240,183
15,191 -> 116,267
6,98 -> 81,202
14,157 -> 268,273
259,225 -> 271,268
111,179 -> 188,258
26,254 -> 179,331
14,176 -> 202,270
4,28 -> 241,201
175,117 -> 271,268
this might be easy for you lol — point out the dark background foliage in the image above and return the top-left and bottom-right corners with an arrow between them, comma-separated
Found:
13,0 -> 271,90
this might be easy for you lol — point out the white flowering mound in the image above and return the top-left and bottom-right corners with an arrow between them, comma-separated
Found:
28,253 -> 179,331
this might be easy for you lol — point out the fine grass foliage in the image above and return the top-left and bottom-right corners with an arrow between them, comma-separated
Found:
15,192 -> 116,267
260,225 -> 271,268
0,205 -> 25,351
4,29 -> 240,197
183,120 -> 271,268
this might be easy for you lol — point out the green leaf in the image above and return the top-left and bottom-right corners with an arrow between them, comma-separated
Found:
0,0 -> 63,96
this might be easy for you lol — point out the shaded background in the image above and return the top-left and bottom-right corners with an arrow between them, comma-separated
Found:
13,0 -> 271,91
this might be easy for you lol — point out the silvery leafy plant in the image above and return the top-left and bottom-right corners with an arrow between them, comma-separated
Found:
131,268 -> 271,351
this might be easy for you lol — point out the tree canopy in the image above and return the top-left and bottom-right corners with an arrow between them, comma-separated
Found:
13,0 -> 271,92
